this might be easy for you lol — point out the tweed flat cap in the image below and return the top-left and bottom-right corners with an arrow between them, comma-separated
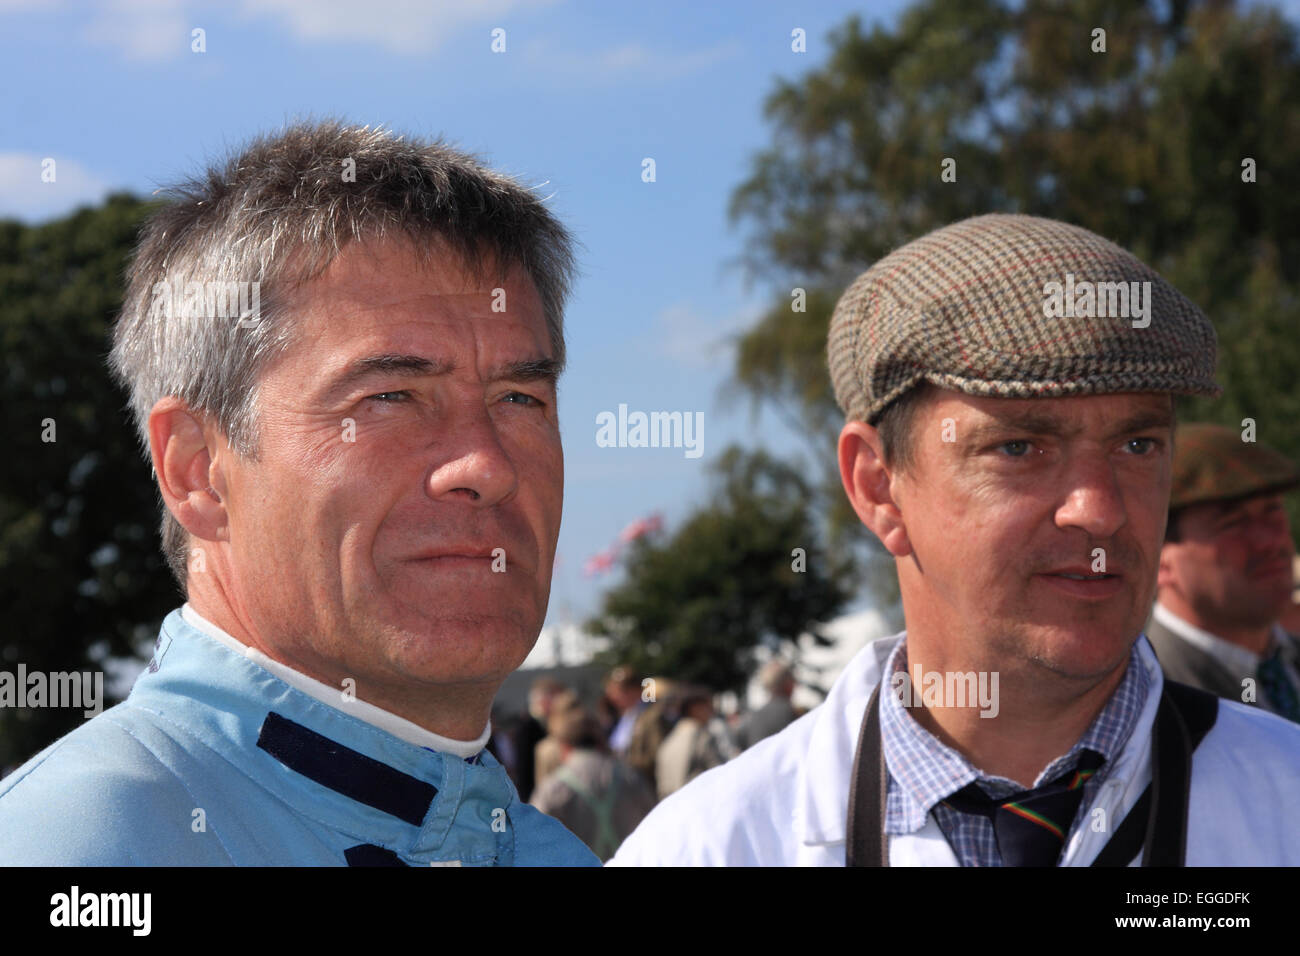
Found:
827,214 -> 1222,424
1170,423 -> 1300,512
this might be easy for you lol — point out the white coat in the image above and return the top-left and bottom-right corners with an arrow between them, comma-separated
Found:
608,633 -> 1300,866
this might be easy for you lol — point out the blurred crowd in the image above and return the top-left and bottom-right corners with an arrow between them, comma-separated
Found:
488,660 -> 804,860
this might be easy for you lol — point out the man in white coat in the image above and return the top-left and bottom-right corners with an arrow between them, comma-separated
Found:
609,214 -> 1300,867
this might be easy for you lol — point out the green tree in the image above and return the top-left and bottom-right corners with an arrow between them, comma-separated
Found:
587,446 -> 853,692
0,193 -> 176,770
728,0 -> 1300,604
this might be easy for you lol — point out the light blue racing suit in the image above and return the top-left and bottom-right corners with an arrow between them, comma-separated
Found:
0,608 -> 599,866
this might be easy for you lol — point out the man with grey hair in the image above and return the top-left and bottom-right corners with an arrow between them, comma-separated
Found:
611,213 -> 1300,866
0,121 -> 599,866
736,659 -> 798,750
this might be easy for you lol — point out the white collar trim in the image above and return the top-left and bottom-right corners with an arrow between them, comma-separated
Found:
1151,601 -> 1277,677
181,603 -> 490,759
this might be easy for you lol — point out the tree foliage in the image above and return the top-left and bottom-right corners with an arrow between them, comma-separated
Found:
587,447 -> 853,692
0,194 -> 175,769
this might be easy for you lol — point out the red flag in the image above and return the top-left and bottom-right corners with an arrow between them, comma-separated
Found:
582,548 -> 619,577
618,512 -> 663,543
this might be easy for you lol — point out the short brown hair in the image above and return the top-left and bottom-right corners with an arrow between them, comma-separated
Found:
874,383 -> 937,476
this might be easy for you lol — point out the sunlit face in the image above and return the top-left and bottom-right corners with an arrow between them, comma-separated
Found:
218,237 -> 563,697
1159,494 -> 1295,630
890,390 -> 1174,682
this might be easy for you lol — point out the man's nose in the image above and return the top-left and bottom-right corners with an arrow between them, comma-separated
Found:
425,402 -> 518,506
1055,456 -> 1128,539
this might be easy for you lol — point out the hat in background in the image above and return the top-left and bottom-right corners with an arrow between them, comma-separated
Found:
1170,423 -> 1300,512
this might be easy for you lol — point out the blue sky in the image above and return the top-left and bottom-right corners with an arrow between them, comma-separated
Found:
1,0 -> 915,628
8,0 -> 1294,631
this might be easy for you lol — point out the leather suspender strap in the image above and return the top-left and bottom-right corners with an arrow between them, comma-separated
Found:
1091,680 -> 1219,867
845,683 -> 886,867
845,678 -> 1219,867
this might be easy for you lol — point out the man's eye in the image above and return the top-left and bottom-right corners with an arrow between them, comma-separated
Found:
367,391 -> 410,403
997,440 -> 1032,457
502,391 -> 543,407
1125,437 -> 1159,454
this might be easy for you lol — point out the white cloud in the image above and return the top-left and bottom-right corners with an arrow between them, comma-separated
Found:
77,0 -> 193,62
526,37 -> 740,80
2,0 -> 735,70
5,0 -> 559,62
653,302 -> 760,369
234,0 -> 559,56
0,153 -> 114,222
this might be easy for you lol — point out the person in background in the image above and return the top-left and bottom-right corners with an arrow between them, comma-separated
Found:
604,666 -> 646,755
534,688 -> 578,788
654,686 -> 725,801
1148,423 -> 1300,721
509,676 -> 567,800
737,659 -> 799,750
621,677 -> 676,793
530,698 -> 656,861
1280,557 -> 1300,635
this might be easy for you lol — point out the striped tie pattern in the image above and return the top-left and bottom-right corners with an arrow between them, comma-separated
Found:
941,749 -> 1105,866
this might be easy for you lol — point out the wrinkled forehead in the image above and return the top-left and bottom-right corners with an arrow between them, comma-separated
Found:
285,236 -> 535,315
274,239 -> 548,365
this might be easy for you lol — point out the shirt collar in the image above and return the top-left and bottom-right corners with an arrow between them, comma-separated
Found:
181,603 -> 490,759
790,630 -> 1161,847
133,607 -> 518,862
879,636 -> 1149,835
1151,601 -> 1285,676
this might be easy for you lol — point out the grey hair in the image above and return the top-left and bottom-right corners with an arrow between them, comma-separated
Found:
108,120 -> 577,593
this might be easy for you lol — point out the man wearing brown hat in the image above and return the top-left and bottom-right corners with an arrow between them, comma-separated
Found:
1148,423 -> 1300,721
611,213 -> 1300,867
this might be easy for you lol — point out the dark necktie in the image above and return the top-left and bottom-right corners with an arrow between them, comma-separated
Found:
1257,647 -> 1300,723
941,749 -> 1106,866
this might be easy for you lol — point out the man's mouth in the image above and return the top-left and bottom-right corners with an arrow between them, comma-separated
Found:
1035,568 -> 1124,599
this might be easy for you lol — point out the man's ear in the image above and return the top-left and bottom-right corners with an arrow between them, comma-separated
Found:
148,397 -> 228,541
1155,541 -> 1179,594
838,420 -> 912,558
